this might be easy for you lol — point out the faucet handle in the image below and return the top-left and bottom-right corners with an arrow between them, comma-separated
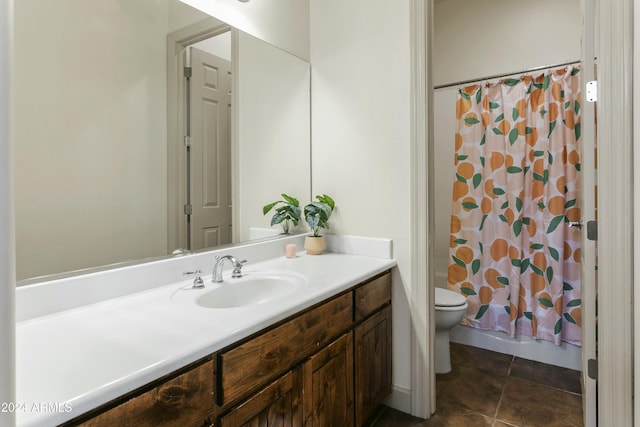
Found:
231,260 -> 247,278
183,269 -> 205,289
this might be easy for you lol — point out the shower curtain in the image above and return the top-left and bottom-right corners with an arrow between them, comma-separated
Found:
447,67 -> 582,345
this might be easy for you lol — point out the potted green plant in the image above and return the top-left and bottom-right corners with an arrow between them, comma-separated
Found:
262,193 -> 301,235
303,194 -> 335,255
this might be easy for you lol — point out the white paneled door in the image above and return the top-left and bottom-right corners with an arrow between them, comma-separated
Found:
189,47 -> 232,250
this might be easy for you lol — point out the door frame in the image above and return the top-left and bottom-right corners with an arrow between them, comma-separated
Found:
166,18 -> 232,252
410,0 -> 635,422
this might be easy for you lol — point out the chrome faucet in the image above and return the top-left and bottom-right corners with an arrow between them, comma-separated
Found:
212,255 -> 246,283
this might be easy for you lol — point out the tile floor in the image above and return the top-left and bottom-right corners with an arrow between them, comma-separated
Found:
371,343 -> 583,427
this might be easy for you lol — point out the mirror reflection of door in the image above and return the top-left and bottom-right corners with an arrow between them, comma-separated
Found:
187,36 -> 233,250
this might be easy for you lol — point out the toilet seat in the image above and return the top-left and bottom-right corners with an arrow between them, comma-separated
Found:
435,287 -> 467,308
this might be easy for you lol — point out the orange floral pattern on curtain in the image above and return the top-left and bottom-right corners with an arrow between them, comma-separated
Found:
447,67 -> 582,345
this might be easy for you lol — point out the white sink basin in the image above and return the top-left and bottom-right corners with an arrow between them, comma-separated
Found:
172,270 -> 307,309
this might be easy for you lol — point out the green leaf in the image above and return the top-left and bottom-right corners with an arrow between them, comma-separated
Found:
546,266 -> 554,284
461,287 -> 477,296
549,247 -> 560,262
472,259 -> 481,275
489,101 -> 500,109
479,214 -> 488,231
281,193 -> 299,207
533,172 -> 546,182
493,127 -> 504,135
508,128 -> 519,145
526,127 -> 533,135
563,282 -> 574,291
564,313 -> 577,324
530,243 -> 544,250
548,152 -> 554,165
538,202 -> 546,210
456,173 -> 467,183
472,173 -> 482,189
522,217 -> 530,225
462,201 -> 479,210
454,238 -> 468,244
571,67 -> 581,76
512,107 -> 520,121
565,101 -> 571,109
565,199 -> 577,208
500,201 -> 509,210
576,163 -> 581,171
263,201 -> 279,215
540,109 -> 547,116
480,156 -> 485,167
460,90 -> 471,100
542,75 -> 550,90
554,319 -> 562,334
495,113 -> 504,122
575,122 -> 581,141
504,305 -> 511,315
548,120 -> 557,138
465,117 -> 481,125
475,304 -> 490,319
513,219 -> 522,237
507,166 -> 522,173
479,242 -> 484,254
524,311 -> 533,320
504,78 -> 520,86
499,214 -> 508,223
452,255 -> 466,267
480,135 -> 486,146
530,263 -> 544,276
516,198 -> 523,212
457,155 -> 468,161
574,99 -> 581,114
493,187 -> 506,196
547,215 -> 565,233
567,299 -> 582,307
476,88 -> 482,104
539,297 -> 554,308
497,276 -> 509,286
511,259 -> 521,267
534,150 -> 545,157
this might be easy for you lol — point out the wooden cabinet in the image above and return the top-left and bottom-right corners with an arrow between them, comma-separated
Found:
216,293 -> 352,407
66,271 -> 392,427
354,305 -> 392,426
219,369 -> 302,427
302,332 -> 354,427
68,358 -> 215,427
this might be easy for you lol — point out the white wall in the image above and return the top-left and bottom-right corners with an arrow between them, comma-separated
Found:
433,0 -> 581,278
310,0 -> 413,410
433,0 -> 582,87
236,31 -> 311,240
177,0 -> 310,61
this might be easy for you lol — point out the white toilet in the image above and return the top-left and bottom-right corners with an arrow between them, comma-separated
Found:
435,287 -> 468,374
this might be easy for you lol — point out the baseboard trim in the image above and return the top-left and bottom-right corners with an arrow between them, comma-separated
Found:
384,385 -> 412,415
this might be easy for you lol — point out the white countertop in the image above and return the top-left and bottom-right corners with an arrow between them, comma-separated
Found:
16,252 -> 395,426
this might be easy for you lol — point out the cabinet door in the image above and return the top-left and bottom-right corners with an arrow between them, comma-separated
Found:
354,305 -> 392,426
219,369 -> 302,427
302,332 -> 354,427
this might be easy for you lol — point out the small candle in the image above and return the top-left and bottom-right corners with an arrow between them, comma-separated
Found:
285,244 -> 297,258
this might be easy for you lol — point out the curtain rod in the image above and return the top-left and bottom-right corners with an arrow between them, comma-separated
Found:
434,60 -> 582,90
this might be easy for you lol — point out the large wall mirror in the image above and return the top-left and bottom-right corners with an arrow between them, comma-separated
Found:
13,0 -> 311,282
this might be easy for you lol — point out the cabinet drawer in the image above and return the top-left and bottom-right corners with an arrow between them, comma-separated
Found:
355,272 -> 391,321
76,359 -> 214,427
217,292 -> 353,407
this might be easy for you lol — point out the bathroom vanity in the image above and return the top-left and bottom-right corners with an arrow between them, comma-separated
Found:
15,235 -> 395,427
64,271 -> 391,426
